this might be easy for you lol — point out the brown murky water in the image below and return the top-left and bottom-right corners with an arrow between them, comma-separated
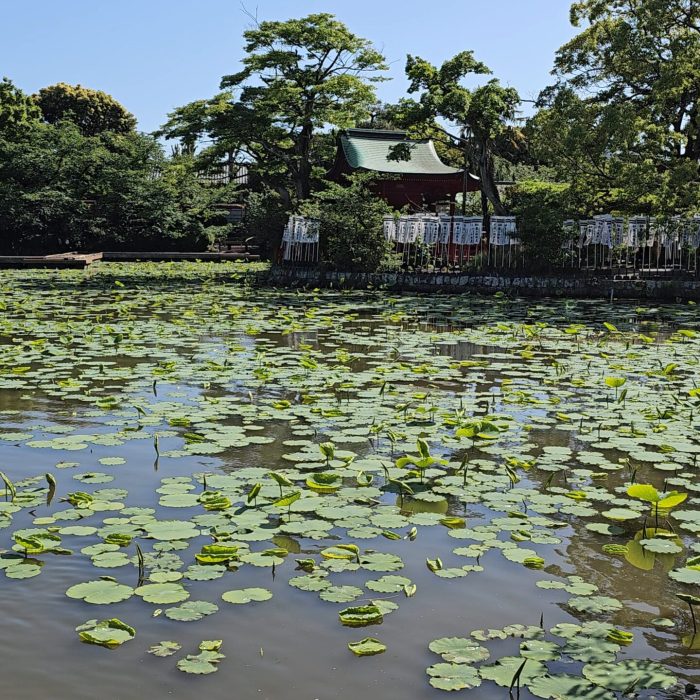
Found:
0,264 -> 698,699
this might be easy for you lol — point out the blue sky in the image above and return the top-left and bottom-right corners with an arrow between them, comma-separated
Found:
2,1 -> 578,133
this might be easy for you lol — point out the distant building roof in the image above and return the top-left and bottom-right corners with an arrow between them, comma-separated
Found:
336,128 -> 463,176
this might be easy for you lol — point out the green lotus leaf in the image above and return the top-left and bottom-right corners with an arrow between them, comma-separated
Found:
145,520 -> 199,541
479,656 -> 546,687
221,587 -> 273,604
134,582 -> 189,604
338,604 -> 383,627
563,636 -> 620,663
520,640 -> 561,661
66,579 -> 134,604
348,637 -> 386,656
528,673 -> 615,699
164,600 -> 219,621
76,618 -> 135,648
429,637 -> 490,663
148,640 -> 181,657
567,595 -> 622,614
582,660 -> 676,691
319,585 -> 364,603
427,663 -> 481,691
365,575 -> 411,593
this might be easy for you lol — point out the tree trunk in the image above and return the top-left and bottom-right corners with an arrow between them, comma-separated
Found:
295,119 -> 314,201
476,140 -> 507,216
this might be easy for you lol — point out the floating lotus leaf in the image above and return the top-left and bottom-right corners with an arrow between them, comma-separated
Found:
76,618 -> 135,648
520,640 -> 561,661
563,636 -> 620,663
365,575 -> 412,593
427,663 -> 481,691
567,595 -> 622,614
164,600 -> 218,621
429,638 -> 490,664
144,520 -> 199,541
582,660 -> 676,691
348,638 -> 386,656
528,673 -> 616,699
319,585 -> 364,603
148,640 -> 181,657
134,583 -> 189,604
221,587 -> 273,604
66,580 -> 134,604
478,656 -> 546,687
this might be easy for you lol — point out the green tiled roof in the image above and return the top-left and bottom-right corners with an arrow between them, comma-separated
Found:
340,129 -> 462,175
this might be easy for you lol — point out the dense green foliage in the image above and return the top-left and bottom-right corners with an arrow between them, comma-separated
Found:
505,181 -> 573,267
390,53 -> 521,216
303,174 -> 391,271
160,14 -> 387,204
528,0 -> 700,214
0,77 -> 41,133
34,82 -> 137,135
3,4 -> 700,263
0,121 -> 220,254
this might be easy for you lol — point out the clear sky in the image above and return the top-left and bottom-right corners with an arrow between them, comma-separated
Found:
1,0 -> 578,133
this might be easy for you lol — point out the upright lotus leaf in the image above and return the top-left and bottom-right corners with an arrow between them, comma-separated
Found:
348,638 -> 386,656
306,473 -> 341,493
66,580 -> 134,604
195,543 -> 238,565
339,604 -> 383,627
656,491 -> 688,510
0,471 -> 17,503
76,618 -> 135,648
273,491 -> 301,508
626,484 -> 659,503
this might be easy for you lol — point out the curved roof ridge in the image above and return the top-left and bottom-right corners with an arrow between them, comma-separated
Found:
339,128 -> 462,176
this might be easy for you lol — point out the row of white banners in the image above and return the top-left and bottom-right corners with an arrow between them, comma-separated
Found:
281,214 -> 700,251
383,215 -> 518,246
568,215 -> 700,248
282,216 -> 321,244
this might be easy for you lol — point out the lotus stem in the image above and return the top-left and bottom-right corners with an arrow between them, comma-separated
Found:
690,603 -> 697,636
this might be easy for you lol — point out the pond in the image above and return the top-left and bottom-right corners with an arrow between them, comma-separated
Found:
0,262 -> 698,699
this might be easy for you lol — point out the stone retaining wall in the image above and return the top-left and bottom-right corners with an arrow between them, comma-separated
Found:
266,267 -> 700,301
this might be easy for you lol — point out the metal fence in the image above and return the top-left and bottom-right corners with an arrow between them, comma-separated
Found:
279,213 -> 700,277
280,215 -> 320,265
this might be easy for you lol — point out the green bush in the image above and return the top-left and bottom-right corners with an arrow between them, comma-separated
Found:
303,174 -> 391,272
505,180 -> 573,268
243,189 -> 289,260
0,121 -> 218,254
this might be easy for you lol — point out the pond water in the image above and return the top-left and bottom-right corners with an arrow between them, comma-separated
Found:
0,263 -> 699,699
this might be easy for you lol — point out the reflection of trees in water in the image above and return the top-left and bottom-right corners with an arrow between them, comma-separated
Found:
558,518 -> 700,677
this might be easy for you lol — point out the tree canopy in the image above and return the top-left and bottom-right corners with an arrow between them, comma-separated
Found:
160,13 -> 387,203
386,52 -> 521,215
34,83 -> 137,136
0,77 -> 41,134
529,0 -> 700,213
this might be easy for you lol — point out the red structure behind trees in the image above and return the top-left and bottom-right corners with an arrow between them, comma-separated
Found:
327,128 -> 480,211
